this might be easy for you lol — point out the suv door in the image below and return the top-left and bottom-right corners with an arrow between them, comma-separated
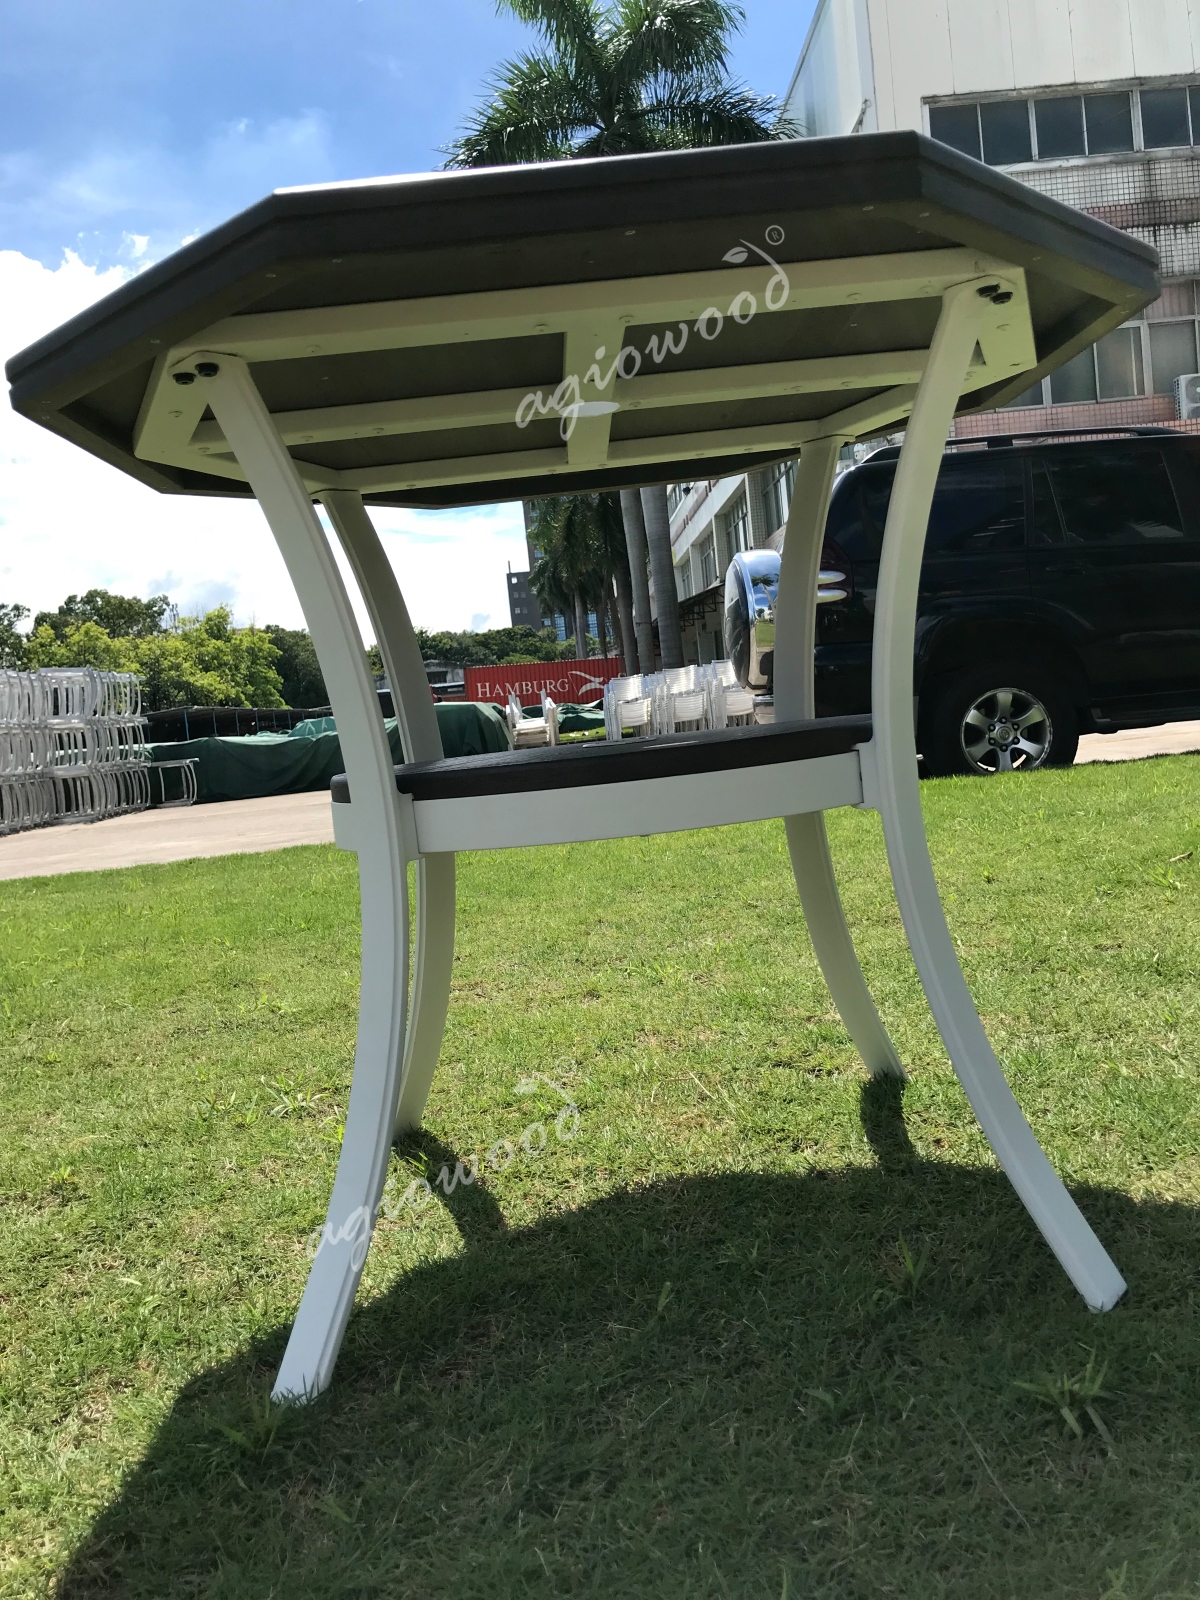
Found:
813,464 -> 888,716
1027,439 -> 1200,720
913,453 -> 1030,668
814,452 -> 1029,715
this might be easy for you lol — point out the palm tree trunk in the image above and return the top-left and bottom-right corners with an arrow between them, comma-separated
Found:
595,595 -> 608,659
573,591 -> 589,658
612,570 -> 637,677
640,484 -> 683,669
619,489 -> 656,672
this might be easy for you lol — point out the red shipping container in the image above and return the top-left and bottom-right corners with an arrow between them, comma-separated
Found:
464,656 -> 623,708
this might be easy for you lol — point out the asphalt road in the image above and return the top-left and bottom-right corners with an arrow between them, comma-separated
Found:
0,720 -> 1197,883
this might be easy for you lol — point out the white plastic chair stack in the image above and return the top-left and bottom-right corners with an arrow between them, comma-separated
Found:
605,660 -> 757,739
709,659 -> 756,729
0,668 -> 152,835
506,691 -> 556,749
603,674 -> 653,740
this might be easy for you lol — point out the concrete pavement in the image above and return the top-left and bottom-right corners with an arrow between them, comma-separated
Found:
0,720 -> 1198,883
0,789 -> 334,881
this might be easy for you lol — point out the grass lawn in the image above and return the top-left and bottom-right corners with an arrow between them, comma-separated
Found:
4,756 -> 1200,1597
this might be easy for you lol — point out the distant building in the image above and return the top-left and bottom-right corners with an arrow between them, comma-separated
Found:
665,0 -> 1200,661
784,0 -> 1200,434
506,568 -> 543,630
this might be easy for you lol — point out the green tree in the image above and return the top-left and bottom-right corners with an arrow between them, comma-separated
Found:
126,609 -> 284,711
444,0 -> 788,166
25,607 -> 285,712
446,0 -> 792,668
529,495 -> 593,656
33,588 -> 172,642
527,492 -> 636,667
414,625 -> 575,667
25,620 -> 129,672
0,604 -> 29,669
264,625 -> 328,708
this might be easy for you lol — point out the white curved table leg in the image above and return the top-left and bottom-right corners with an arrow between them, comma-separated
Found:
394,851 -> 455,1131
202,360 -> 411,1399
321,492 -> 456,1135
774,434 -> 905,1079
869,283 -> 1125,1311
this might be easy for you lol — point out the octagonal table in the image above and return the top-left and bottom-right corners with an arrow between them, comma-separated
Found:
7,132 -> 1158,1401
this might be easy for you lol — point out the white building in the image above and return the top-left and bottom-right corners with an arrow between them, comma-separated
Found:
667,0 -> 1200,661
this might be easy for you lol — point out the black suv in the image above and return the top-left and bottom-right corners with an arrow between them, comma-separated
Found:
814,428 -> 1200,775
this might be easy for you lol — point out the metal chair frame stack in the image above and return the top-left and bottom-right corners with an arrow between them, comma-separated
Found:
0,668 -> 151,834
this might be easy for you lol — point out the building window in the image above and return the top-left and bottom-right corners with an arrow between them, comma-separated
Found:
1034,96 -> 1085,159
678,558 -> 694,600
929,102 -> 983,161
698,532 -> 718,590
1095,326 -> 1144,399
980,99 -> 1032,164
721,493 -> 750,555
667,482 -> 694,517
928,84 -> 1200,166
1048,346 -> 1098,405
1141,87 -> 1193,150
1003,281 -> 1199,411
1086,92 -> 1135,153
1148,321 -> 1198,395
759,464 -> 796,535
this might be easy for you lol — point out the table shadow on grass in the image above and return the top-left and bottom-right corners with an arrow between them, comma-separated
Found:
61,1090 -> 1200,1600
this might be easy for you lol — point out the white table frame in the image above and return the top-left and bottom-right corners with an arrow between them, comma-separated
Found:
182,270 -> 1124,1403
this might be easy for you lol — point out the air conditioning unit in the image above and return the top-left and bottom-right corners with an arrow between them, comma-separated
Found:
1175,373 -> 1200,420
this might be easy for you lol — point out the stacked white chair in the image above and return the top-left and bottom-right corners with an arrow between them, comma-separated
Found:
0,668 -> 153,835
506,690 -> 558,748
604,660 -> 759,739
603,674 -> 653,740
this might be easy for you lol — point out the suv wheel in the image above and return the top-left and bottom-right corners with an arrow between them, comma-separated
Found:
920,662 -> 1079,777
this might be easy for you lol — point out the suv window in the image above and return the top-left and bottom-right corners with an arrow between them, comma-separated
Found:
1035,446 -> 1189,545
825,467 -> 886,562
925,457 -> 1025,554
828,456 -> 1025,561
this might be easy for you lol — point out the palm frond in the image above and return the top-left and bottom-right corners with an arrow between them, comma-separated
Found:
443,52 -> 597,167
497,0 -> 608,78
445,0 -> 794,168
611,0 -> 745,85
636,82 -> 794,146
529,493 -> 620,612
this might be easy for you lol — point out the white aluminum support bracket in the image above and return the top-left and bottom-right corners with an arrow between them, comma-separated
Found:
855,737 -> 884,812
332,786 -> 417,859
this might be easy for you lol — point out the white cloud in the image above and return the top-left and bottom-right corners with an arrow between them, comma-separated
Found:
0,113 -> 339,270
1,249 -> 529,638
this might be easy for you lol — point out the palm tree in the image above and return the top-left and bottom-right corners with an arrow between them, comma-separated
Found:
529,492 -> 640,670
447,0 -> 793,667
528,494 -> 596,658
640,483 -> 683,668
593,490 -> 639,671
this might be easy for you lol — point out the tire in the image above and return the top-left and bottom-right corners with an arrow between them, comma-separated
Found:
919,659 -> 1079,777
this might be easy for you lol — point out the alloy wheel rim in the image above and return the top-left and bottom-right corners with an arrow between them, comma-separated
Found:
959,685 -> 1052,774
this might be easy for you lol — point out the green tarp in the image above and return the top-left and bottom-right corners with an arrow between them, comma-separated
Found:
529,703 -> 605,734
148,702 -> 510,803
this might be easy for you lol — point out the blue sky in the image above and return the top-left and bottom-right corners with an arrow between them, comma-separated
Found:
1,0 -> 816,632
